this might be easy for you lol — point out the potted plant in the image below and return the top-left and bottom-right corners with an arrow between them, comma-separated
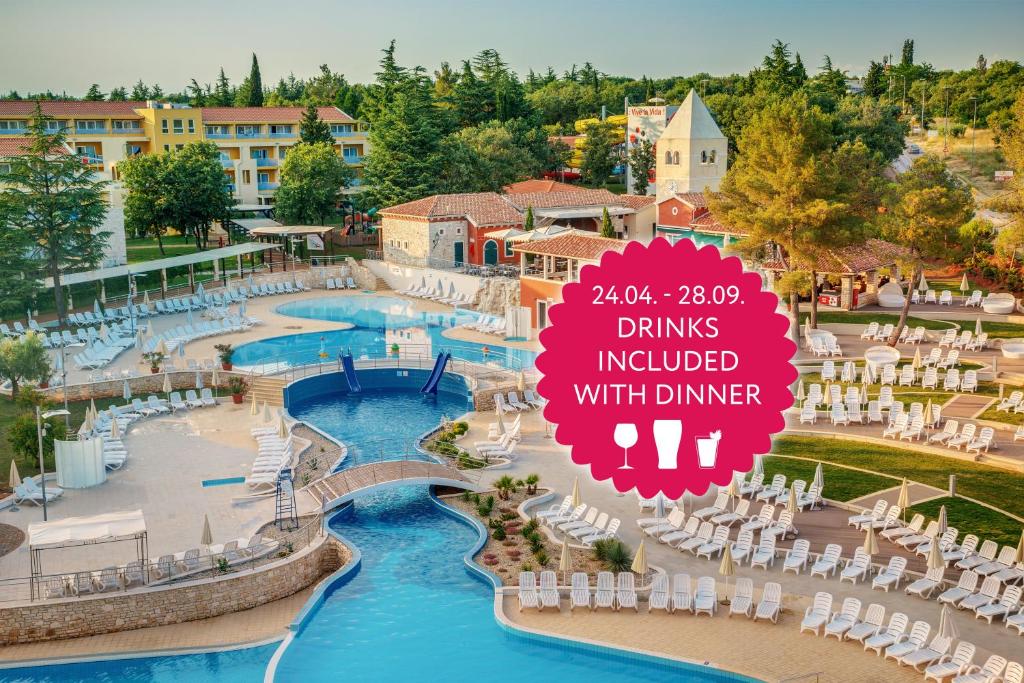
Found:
142,351 -> 165,374
390,343 -> 400,356
227,376 -> 247,404
215,343 -> 234,371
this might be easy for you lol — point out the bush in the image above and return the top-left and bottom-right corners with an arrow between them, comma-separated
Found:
528,535 -> 544,554
492,526 -> 506,541
594,539 -> 632,572
522,519 -> 538,535
534,550 -> 549,567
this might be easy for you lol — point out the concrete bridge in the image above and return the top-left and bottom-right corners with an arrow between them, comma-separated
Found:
305,459 -> 478,512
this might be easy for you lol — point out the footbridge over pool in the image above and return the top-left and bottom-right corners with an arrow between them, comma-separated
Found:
305,459 -> 480,512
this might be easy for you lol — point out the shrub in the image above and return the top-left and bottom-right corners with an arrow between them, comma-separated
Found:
524,473 -> 540,494
522,519 -> 538,535
535,550 -> 549,566
529,536 -> 544,554
595,540 -> 632,572
520,563 -> 532,573
492,526 -> 506,541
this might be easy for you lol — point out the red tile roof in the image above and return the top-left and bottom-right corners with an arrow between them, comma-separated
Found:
690,211 -> 745,235
617,194 -> 657,209
503,179 -> 579,194
503,188 -> 628,210
0,137 -> 71,158
762,238 -> 910,274
512,233 -> 628,260
659,191 -> 708,209
0,100 -> 147,118
380,192 -> 524,227
200,106 -> 353,123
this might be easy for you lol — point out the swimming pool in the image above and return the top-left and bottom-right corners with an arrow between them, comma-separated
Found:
231,295 -> 536,372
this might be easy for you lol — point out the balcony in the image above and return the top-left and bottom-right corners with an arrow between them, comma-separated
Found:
343,155 -> 363,164
74,127 -> 107,135
0,128 -> 27,135
332,130 -> 357,138
206,132 -> 232,139
227,183 -> 236,193
111,127 -> 145,136
220,159 -> 234,167
255,157 -> 278,167
268,132 -> 295,139
257,182 -> 280,191
236,131 -> 263,139
80,155 -> 104,165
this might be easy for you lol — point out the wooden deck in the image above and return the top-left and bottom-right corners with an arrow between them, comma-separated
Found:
306,460 -> 475,511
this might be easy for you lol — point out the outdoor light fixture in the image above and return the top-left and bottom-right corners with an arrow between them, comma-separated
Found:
36,408 -> 70,522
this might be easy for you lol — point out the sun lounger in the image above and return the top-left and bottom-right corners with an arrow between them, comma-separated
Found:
518,571 -> 539,611
751,581 -> 781,623
801,592 -> 833,636
975,585 -> 1022,624
950,655 -> 1009,683
864,611 -> 911,655
899,634 -> 953,671
810,544 -> 842,578
616,572 -> 637,612
960,576 -> 1002,611
570,572 -> 590,611
670,573 -> 692,613
728,577 -> 753,618
750,536 -> 777,570
840,549 -> 872,584
846,603 -> 886,643
824,597 -> 861,640
538,570 -> 559,611
693,576 -> 716,616
884,620 -> 931,662
872,556 -> 907,591
594,572 -> 615,610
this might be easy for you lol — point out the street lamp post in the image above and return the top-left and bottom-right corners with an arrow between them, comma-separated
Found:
35,407 -> 70,522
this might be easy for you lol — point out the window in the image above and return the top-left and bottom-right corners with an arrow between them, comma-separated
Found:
126,144 -> 143,156
175,144 -> 183,151
504,241 -> 514,257
701,150 -> 707,164
664,150 -> 672,164
44,120 -> 68,132
258,172 -> 269,184
242,170 -> 251,184
172,119 -> 183,134
269,124 -> 292,135
205,125 -> 229,136
0,120 -> 24,131
0,163 -> 11,174
163,144 -> 170,152
75,120 -> 104,132
330,123 -> 354,135
456,227 -> 462,235
709,149 -> 717,163
161,120 -> 168,134
279,148 -> 288,159
250,149 -> 268,159
237,125 -> 260,137
187,119 -> 195,134
438,228 -> 445,236
112,120 -> 139,132
672,151 -> 680,164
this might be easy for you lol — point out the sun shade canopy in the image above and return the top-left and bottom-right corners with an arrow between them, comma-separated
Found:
28,509 -> 146,549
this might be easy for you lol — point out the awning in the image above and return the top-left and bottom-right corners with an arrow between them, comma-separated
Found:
44,242 -> 280,287
231,218 -> 282,232
29,509 -> 146,549
486,228 -> 526,240
534,206 -> 634,219
228,204 -> 273,213
249,225 -> 335,236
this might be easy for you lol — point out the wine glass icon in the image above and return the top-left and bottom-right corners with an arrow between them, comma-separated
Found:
614,423 -> 639,470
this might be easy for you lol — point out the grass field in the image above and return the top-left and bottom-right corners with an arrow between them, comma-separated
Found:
771,435 -> 1024,520
762,455 -> 894,503
977,404 -> 1023,426
909,497 -> 1021,547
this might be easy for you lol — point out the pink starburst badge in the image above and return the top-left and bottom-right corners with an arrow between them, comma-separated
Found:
536,238 -> 797,498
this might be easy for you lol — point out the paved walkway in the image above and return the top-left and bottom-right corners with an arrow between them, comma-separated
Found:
942,394 -> 995,419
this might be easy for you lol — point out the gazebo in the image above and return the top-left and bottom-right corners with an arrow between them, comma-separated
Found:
248,225 -> 339,258
28,509 -> 148,600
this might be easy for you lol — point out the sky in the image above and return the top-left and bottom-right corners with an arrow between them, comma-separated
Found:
2,0 -> 1023,96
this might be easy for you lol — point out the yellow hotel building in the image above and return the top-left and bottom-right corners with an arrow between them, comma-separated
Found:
0,100 -> 368,266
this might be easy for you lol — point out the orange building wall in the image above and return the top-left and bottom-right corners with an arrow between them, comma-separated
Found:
519,276 -> 566,327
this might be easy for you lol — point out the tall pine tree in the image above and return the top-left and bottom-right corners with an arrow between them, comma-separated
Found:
247,53 -> 263,106
299,104 -> 334,145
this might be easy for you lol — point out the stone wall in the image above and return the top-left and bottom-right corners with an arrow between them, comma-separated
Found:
473,382 -> 537,412
47,370 -> 248,403
382,217 -> 466,264
474,277 -> 520,315
0,536 -> 348,645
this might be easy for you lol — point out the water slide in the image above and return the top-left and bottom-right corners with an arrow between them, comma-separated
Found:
341,352 -> 361,392
420,352 -> 451,395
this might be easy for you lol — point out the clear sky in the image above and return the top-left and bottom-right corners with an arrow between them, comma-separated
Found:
3,0 -> 1022,95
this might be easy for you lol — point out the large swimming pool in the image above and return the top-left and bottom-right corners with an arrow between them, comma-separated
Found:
232,295 -> 536,372
0,360 -> 758,683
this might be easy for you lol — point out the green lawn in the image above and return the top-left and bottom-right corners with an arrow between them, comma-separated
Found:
0,397 -> 91,493
771,435 -> 1024,520
762,455 -> 894,502
977,404 -> 1024,426
126,234 -> 205,263
800,310 -> 1024,340
926,276 -> 989,297
909,497 -> 1021,547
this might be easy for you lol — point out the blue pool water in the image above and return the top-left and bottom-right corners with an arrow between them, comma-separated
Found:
232,295 -> 536,371
200,476 -> 246,487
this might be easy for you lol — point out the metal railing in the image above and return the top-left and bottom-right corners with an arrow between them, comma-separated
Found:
258,181 -> 280,191
255,158 -> 278,166
365,250 -> 521,279
0,514 -> 323,605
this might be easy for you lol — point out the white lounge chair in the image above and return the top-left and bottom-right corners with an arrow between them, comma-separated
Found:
518,571 -> 539,611
648,573 -> 669,613
824,597 -> 861,640
616,572 -> 637,612
538,570 -> 559,611
594,571 -> 615,610
569,572 -> 590,611
693,576 -> 717,616
846,603 -> 886,643
729,577 -> 753,618
753,581 -> 781,623
671,573 -> 692,614
864,611 -> 909,655
800,592 -> 833,636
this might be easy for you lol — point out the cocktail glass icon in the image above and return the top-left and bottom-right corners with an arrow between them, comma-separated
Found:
653,419 -> 683,470
696,430 -> 723,469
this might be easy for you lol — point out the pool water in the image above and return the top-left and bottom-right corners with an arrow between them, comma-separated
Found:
288,387 -> 468,466
232,295 -> 536,371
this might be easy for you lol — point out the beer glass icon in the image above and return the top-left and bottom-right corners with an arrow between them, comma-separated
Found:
653,420 -> 683,470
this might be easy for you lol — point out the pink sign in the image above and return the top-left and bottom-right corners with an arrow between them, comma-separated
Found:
536,238 -> 797,498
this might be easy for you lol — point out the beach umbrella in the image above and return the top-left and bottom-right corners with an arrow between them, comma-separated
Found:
975,317 -> 982,337
186,307 -> 193,326
559,540 -> 571,582
200,514 -> 213,547
240,301 -> 247,317
143,290 -> 150,306
178,339 -> 186,359
493,410 -> 506,436
796,380 -> 805,402
67,291 -> 73,310
196,281 -> 205,299
162,372 -> 172,396
195,370 -> 203,390
918,272 -> 928,292
135,327 -> 144,349
897,478 -> 910,521
912,347 -> 922,369
278,414 -> 288,439
752,454 -> 764,479
1000,383 -> 1005,400
927,537 -> 945,571
250,394 -> 258,416
156,339 -> 168,356
109,415 -> 120,439
787,485 -> 799,513
654,492 -> 666,518
516,371 -> 526,393
211,366 -> 219,397
122,380 -> 131,401
83,409 -> 94,433
93,299 -> 102,317
99,322 -> 109,339
9,460 -> 21,489
959,273 -> 969,293
436,278 -> 444,294
570,477 -> 581,508
631,541 -> 648,577
863,525 -> 879,556
719,543 -> 735,601
859,384 -> 868,405
924,400 -> 934,428
89,398 -> 97,417
1015,530 -> 1024,564
262,401 -> 271,422
53,350 -> 63,373
937,505 -> 948,536
812,462 -> 824,493
937,604 -> 960,641
100,282 -> 107,304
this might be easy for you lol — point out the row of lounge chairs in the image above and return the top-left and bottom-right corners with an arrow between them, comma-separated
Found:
808,335 -> 843,357
137,316 -> 259,359
400,282 -> 472,307
495,391 -> 544,413
910,288 -> 983,306
538,501 -> 620,547
859,322 -> 927,345
802,591 -> 1022,682
246,421 -> 296,491
326,277 -> 358,290
462,314 -> 506,336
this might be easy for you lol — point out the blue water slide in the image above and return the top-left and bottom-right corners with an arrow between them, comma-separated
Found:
341,352 -> 361,392
420,352 -> 450,394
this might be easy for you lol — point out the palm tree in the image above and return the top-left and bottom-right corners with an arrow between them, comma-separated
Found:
492,475 -> 518,500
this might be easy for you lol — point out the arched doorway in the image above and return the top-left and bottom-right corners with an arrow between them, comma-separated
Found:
483,240 -> 498,266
